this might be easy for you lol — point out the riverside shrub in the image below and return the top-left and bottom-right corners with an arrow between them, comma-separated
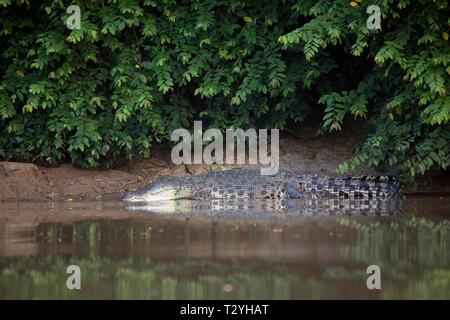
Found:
0,0 -> 448,179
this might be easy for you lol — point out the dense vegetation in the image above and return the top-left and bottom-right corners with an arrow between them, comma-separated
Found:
0,0 -> 448,178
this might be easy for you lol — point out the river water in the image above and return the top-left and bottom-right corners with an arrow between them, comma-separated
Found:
0,197 -> 449,299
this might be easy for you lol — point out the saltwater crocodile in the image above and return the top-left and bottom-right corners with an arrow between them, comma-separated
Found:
123,169 -> 402,202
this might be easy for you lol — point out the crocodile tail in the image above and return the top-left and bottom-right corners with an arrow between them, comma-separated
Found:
384,176 -> 403,198
326,176 -> 403,198
355,176 -> 402,198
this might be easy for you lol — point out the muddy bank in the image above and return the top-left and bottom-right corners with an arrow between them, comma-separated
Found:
0,127 -> 448,201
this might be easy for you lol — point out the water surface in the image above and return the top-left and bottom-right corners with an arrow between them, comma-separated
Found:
0,197 -> 449,299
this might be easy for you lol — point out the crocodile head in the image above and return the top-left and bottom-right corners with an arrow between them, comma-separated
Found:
123,179 -> 191,202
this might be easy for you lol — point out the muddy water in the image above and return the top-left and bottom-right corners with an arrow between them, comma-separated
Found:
0,197 -> 449,299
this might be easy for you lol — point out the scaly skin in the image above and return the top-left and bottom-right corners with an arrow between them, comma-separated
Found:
123,169 -> 403,202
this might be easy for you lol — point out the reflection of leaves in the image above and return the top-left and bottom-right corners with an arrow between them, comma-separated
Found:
2,255 -> 450,299
323,267 -> 365,281
338,216 -> 450,234
337,215 -> 450,285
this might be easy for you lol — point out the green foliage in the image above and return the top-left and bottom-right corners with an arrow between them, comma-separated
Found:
0,0 -> 448,178
279,0 -> 450,178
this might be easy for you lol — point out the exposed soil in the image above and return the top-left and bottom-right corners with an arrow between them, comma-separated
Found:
0,126 -> 448,201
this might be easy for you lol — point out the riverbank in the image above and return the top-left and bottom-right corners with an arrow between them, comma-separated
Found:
1,126 -> 449,201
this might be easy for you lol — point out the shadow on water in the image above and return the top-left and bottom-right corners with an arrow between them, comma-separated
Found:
0,197 -> 449,299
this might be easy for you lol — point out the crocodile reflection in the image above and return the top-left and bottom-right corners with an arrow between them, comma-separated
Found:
123,198 -> 402,217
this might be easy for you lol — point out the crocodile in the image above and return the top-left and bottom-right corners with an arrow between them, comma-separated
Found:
123,169 -> 402,202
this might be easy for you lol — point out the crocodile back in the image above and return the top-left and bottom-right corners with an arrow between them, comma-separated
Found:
176,170 -> 403,199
